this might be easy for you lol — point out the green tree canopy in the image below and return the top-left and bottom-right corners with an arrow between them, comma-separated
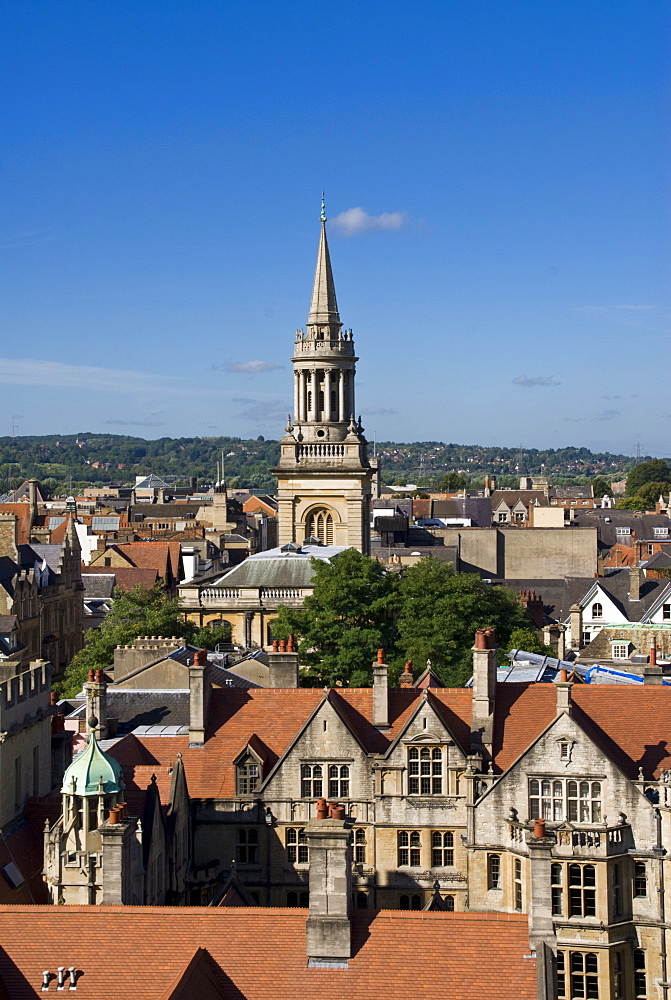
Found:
633,481 -> 670,510
56,584 -> 230,698
395,560 -> 532,686
615,496 -> 647,511
440,471 -> 469,492
591,476 -> 611,498
507,628 -> 556,657
626,459 -> 671,495
271,549 -> 397,687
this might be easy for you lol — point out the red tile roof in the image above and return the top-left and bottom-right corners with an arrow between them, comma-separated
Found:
0,505 -> 31,546
103,676 -> 671,802
0,906 -> 537,1000
492,684 -> 671,779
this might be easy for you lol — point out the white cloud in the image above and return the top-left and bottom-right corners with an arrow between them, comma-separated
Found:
219,360 -> 283,374
512,375 -> 561,388
0,357 -> 165,390
331,207 -> 408,237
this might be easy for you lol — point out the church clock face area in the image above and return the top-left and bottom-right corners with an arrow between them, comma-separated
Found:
273,202 -> 374,553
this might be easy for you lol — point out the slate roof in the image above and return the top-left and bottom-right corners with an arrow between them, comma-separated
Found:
106,690 -> 190,732
643,550 -> 671,571
572,510 -> 671,546
549,485 -> 593,499
81,566 -> 159,592
0,616 -> 18,633
0,797 -> 60,905
81,575 -> 116,599
0,907 -> 537,1000
501,570 -> 666,623
209,546 -> 345,589
134,475 -> 170,489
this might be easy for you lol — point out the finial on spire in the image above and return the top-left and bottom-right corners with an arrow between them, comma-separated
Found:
320,192 -> 326,222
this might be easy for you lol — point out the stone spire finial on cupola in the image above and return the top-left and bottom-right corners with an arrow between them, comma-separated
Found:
307,196 -> 340,328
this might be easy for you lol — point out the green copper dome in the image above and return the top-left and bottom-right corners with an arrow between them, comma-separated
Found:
61,730 -> 122,796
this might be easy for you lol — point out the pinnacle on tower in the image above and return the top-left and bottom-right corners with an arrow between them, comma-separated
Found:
307,198 -> 340,326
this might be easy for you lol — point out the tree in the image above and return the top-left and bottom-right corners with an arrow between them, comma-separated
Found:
591,476 -> 611,498
271,550 -> 397,687
626,459 -> 671,495
633,481 -> 670,510
440,471 -> 468,492
56,584 -> 231,698
616,496 -> 646,511
507,628 -> 556,657
395,560 -> 532,686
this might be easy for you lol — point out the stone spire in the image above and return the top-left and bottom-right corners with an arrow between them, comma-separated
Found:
307,198 -> 340,328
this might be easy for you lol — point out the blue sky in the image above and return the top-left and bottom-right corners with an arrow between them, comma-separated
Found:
1,1 -> 668,456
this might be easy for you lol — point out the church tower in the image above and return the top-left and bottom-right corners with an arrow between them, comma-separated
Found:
274,202 -> 373,553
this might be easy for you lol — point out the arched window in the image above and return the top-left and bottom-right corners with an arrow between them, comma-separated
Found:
306,508 -> 334,545
444,894 -> 454,911
591,602 -> 603,618
356,891 -> 368,909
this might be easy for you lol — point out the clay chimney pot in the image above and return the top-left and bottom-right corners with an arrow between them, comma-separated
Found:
272,639 -> 279,652
108,807 -> 120,825
316,797 -> 328,820
377,648 -> 385,665
533,818 -> 546,838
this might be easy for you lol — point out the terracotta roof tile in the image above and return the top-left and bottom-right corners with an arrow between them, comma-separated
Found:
0,506 -> 31,546
0,907 -> 536,1000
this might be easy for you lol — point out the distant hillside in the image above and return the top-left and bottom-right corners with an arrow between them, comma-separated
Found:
0,433 -> 642,495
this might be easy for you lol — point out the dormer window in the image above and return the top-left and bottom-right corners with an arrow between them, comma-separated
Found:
591,602 -> 603,619
234,745 -> 264,796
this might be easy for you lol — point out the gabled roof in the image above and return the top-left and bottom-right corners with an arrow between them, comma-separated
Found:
158,948 -> 227,1000
0,907 -> 537,1000
134,475 -> 170,490
492,684 -> 671,779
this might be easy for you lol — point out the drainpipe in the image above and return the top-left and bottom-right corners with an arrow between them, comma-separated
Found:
655,808 -> 668,1000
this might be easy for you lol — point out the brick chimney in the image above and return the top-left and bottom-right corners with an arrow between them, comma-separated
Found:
84,668 -> 107,740
519,590 -> 545,629
189,648 -> 211,747
399,660 -> 414,688
305,816 -> 353,966
629,566 -> 643,601
372,649 -> 389,729
555,668 -> 572,715
569,603 -> 583,651
267,634 -> 299,687
471,628 -> 497,756
526,823 -> 558,1000
643,644 -> 663,685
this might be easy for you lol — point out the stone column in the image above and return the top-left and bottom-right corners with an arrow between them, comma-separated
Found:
294,371 -> 300,423
305,817 -> 352,964
338,370 -> 345,422
324,369 -> 333,421
310,369 -> 318,421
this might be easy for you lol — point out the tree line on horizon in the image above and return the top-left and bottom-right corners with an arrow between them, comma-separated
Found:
0,432 -> 650,496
